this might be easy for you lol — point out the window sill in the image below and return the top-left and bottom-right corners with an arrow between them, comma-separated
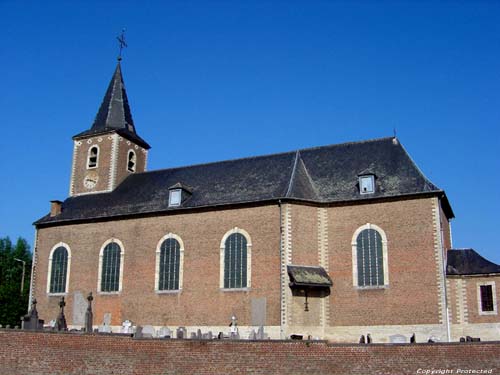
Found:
156,289 -> 181,295
98,291 -> 121,295
479,310 -> 497,316
47,292 -> 67,297
220,287 -> 251,292
355,285 -> 388,290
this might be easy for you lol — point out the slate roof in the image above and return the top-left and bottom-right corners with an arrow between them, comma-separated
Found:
447,249 -> 500,276
288,265 -> 333,288
72,63 -> 150,149
35,136 -> 453,226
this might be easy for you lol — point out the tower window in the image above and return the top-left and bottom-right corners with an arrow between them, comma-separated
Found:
359,175 -> 375,194
87,146 -> 99,169
127,150 -> 136,172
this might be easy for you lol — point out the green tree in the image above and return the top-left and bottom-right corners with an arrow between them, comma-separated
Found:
0,237 -> 32,327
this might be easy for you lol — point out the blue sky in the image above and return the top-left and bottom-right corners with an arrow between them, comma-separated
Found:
0,1 -> 499,263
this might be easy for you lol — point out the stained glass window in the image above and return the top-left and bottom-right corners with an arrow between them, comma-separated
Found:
224,233 -> 247,289
357,229 -> 384,287
101,242 -> 121,292
158,238 -> 180,290
49,247 -> 68,293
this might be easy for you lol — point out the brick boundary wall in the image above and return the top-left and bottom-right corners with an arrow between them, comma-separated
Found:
0,330 -> 499,375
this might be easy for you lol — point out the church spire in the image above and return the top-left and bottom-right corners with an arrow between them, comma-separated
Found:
91,62 -> 135,134
73,62 -> 150,149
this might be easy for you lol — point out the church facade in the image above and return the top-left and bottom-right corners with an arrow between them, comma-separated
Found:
30,62 -> 500,342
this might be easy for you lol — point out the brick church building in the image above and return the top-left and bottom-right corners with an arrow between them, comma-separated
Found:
30,61 -> 500,342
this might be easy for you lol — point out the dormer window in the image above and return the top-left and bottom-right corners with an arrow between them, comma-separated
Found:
127,150 -> 136,173
359,175 -> 375,194
168,183 -> 192,208
87,146 -> 99,169
169,189 -> 182,207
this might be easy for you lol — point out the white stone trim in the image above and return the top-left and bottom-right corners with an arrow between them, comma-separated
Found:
69,140 -> 79,196
351,223 -> 389,288
108,133 -> 119,191
155,233 -> 184,292
143,149 -> 149,171
46,242 -> 71,295
317,207 -> 329,332
455,279 -> 469,324
477,281 -> 497,315
219,227 -> 252,290
97,238 -> 125,294
28,228 -> 38,308
280,204 -> 293,333
86,144 -> 100,169
432,198 -> 448,331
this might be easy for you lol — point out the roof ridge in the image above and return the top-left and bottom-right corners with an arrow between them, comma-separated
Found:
285,151 -> 301,197
134,136 -> 396,177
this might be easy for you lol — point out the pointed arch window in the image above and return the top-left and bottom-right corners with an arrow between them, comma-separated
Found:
98,240 -> 124,293
47,243 -> 71,294
87,146 -> 99,169
220,228 -> 252,290
127,150 -> 136,173
352,224 -> 389,288
155,234 -> 184,292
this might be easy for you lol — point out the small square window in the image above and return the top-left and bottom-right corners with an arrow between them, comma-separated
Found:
169,189 -> 182,207
359,175 -> 375,194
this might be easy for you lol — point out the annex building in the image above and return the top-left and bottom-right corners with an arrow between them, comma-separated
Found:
30,61 -> 500,343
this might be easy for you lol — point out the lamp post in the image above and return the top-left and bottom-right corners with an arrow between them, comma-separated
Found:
14,258 -> 26,294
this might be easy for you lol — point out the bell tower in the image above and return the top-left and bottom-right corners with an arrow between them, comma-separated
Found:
69,62 -> 151,196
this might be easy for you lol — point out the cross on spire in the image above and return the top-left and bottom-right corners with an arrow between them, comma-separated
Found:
117,29 -> 127,61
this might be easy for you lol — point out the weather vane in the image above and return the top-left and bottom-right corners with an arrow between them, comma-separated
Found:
117,28 -> 127,61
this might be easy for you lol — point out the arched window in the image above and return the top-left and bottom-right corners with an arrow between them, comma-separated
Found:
352,224 -> 389,288
156,234 -> 184,291
47,243 -> 71,294
127,150 -> 136,172
87,146 -> 99,169
220,228 -> 252,289
98,239 -> 124,293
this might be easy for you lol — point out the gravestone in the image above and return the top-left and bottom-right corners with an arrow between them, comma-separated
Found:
229,315 -> 238,338
257,326 -> 266,340
56,297 -> 67,331
207,331 -> 213,340
251,298 -> 266,326
98,313 -> 112,333
134,326 -> 143,338
121,320 -> 133,334
158,327 -> 171,338
177,327 -> 187,339
197,329 -> 202,339
142,325 -> 155,338
103,313 -> 112,326
21,298 -> 44,330
84,293 -> 93,333
72,291 -> 87,327
249,330 -> 257,340
389,334 -> 407,343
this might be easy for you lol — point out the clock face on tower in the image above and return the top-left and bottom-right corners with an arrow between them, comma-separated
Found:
83,171 -> 99,189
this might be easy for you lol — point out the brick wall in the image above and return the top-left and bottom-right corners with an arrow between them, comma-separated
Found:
0,330 -> 498,375
35,205 -> 282,328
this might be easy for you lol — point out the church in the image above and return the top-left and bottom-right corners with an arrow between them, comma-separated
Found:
30,61 -> 500,343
